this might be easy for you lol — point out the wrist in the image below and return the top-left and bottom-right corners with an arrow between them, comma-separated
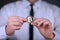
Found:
5,25 -> 14,36
46,33 -> 55,40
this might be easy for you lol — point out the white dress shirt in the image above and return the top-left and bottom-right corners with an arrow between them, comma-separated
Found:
0,0 -> 60,40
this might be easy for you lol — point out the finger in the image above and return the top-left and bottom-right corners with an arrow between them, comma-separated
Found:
33,18 -> 38,21
8,16 -> 20,19
8,19 -> 19,23
19,20 -> 24,24
31,22 -> 37,26
8,20 -> 23,25
22,18 -> 27,22
19,17 -> 27,22
33,18 -> 44,24
13,26 -> 21,30
13,23 -> 22,27
8,17 -> 20,23
43,21 -> 51,29
10,22 -> 23,30
31,18 -> 44,26
9,22 -> 22,27
37,20 -> 46,27
8,16 -> 16,19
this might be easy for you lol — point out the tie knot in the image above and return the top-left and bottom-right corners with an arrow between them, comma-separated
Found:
30,4 -> 34,7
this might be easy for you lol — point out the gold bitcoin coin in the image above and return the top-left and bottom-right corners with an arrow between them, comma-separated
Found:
27,16 -> 33,23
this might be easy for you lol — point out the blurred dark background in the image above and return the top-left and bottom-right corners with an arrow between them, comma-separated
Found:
44,0 -> 60,7
0,0 -> 17,9
0,0 -> 60,9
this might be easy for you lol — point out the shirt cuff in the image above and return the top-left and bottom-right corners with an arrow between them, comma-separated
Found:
0,25 -> 7,39
53,31 -> 60,40
0,25 -> 16,40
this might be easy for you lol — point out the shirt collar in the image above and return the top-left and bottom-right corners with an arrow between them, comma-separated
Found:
22,0 -> 42,8
22,0 -> 30,8
34,0 -> 42,8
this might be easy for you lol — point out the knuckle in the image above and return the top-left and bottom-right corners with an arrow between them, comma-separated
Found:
20,21 -> 23,24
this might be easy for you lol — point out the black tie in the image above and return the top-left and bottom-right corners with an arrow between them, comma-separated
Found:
29,4 -> 34,40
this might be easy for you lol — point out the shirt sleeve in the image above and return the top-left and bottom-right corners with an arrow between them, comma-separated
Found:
0,3 -> 16,40
53,16 -> 60,40
52,6 -> 60,40
53,31 -> 60,40
0,5 -> 8,40
0,25 -> 7,39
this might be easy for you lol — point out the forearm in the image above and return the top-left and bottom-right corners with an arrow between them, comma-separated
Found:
0,25 -> 7,39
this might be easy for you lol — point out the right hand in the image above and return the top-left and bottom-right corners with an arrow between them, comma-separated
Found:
5,16 -> 27,36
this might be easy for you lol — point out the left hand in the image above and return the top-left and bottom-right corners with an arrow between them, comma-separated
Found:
31,18 -> 54,40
